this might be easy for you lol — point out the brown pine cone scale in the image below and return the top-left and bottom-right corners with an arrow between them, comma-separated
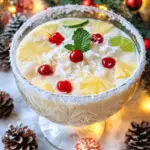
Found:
2,124 -> 38,150
0,91 -> 14,118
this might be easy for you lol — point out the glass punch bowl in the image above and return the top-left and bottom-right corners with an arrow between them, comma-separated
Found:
10,5 -> 146,150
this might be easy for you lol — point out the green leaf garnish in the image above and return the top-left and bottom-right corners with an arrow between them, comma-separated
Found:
64,28 -> 91,52
73,28 -> 91,52
65,44 -> 75,51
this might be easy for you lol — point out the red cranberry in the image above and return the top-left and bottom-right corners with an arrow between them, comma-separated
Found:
49,32 -> 64,45
91,33 -> 103,44
102,57 -> 116,69
57,80 -> 72,93
38,64 -> 53,76
144,38 -> 150,51
70,50 -> 84,63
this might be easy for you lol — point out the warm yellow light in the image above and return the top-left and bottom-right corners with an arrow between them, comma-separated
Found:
142,102 -> 150,110
93,123 -> 101,132
8,5 -> 16,14
0,0 -> 4,3
33,0 -> 44,13
147,104 -> 150,108
140,96 -> 150,112
97,5 -> 108,19
90,122 -> 105,139
99,5 -> 108,11
74,122 -> 105,141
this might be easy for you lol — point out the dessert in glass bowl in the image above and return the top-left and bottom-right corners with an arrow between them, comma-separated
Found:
10,5 -> 146,150
16,18 -> 137,96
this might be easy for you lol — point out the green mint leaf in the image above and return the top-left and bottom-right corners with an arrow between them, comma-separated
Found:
72,28 -> 90,52
64,44 -> 75,51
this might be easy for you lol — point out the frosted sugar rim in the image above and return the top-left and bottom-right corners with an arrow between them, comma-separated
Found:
10,5 -> 146,103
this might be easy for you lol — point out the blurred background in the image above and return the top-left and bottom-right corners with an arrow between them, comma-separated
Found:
0,0 -> 150,34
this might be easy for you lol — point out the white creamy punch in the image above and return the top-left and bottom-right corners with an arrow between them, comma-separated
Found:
16,18 -> 137,96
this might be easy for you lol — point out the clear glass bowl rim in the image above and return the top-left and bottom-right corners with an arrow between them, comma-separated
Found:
10,5 -> 146,103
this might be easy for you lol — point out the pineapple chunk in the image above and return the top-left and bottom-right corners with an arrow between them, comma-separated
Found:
17,23 -> 58,63
32,78 -> 54,92
17,40 -> 50,63
40,83 -> 54,92
80,75 -> 114,95
115,61 -> 136,79
89,21 -> 114,35
31,23 -> 58,39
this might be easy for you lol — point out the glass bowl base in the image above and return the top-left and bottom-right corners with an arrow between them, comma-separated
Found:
39,117 -> 106,150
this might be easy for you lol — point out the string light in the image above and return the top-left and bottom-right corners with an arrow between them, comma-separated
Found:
93,123 -> 102,132
99,5 -> 108,11
33,0 -> 44,13
0,0 -> 4,3
140,95 -> 150,112
8,5 -> 16,14
146,103 -> 150,109
97,5 -> 108,19
74,121 -> 105,141
87,122 -> 105,138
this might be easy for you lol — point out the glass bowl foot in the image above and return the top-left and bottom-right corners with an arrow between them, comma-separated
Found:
39,116 -> 106,150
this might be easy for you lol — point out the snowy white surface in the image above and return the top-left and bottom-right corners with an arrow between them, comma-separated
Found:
0,70 -> 149,150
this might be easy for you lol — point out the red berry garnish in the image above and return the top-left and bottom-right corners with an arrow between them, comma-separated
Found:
57,80 -> 72,93
144,38 -> 150,51
91,33 -> 104,44
70,50 -> 84,63
49,32 -> 64,45
102,57 -> 116,69
38,64 -> 53,76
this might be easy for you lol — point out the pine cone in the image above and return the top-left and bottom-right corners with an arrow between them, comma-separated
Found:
141,51 -> 150,95
4,13 -> 27,36
125,121 -> 150,150
0,91 -> 14,118
2,124 -> 38,150
0,13 -> 26,71
0,33 -> 11,71
0,32 -> 13,48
